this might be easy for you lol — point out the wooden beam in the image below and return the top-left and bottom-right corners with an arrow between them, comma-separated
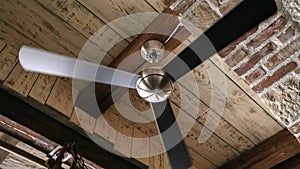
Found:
0,138 -> 46,167
0,134 -> 18,163
220,129 -> 300,169
271,153 -> 300,169
0,88 -> 146,169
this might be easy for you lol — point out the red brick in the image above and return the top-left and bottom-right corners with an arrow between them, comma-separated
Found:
278,27 -> 296,43
247,17 -> 287,49
288,122 -> 300,135
218,27 -> 258,57
225,49 -> 247,67
244,67 -> 266,84
234,43 -> 276,75
265,37 -> 300,70
253,62 -> 297,93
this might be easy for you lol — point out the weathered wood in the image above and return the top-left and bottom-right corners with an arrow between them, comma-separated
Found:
116,91 -> 240,166
46,78 -> 74,118
37,0 -> 129,58
3,63 -> 39,97
179,59 -> 283,144
209,55 -> 283,127
114,116 -> 134,157
0,46 -> 18,81
0,133 -> 19,164
132,123 -> 150,166
75,8 -> 187,113
78,0 -> 158,40
0,88 -> 146,169
220,129 -> 300,169
29,74 -> 56,104
73,107 -> 96,134
0,138 -> 46,167
271,153 -> 300,169
145,0 -> 167,12
94,106 -> 119,143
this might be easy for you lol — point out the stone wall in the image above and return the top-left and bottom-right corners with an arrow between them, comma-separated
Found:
175,0 -> 300,141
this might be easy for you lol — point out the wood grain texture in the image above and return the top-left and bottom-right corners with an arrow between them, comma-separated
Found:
132,124 -> 150,165
73,107 -> 96,133
0,40 -> 5,51
115,92 -> 240,166
145,0 -> 167,12
46,78 -> 73,118
28,74 -> 56,104
78,0 -> 158,39
3,63 -> 39,97
209,55 -> 283,127
113,116 -> 133,157
37,0 -> 129,58
220,129 -> 300,169
179,60 -> 283,144
94,105 -> 119,143
0,46 -> 18,81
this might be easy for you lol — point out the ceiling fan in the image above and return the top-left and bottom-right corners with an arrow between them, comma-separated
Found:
19,0 -> 277,168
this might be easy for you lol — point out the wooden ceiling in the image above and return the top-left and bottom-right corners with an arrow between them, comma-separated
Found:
0,0 -> 297,168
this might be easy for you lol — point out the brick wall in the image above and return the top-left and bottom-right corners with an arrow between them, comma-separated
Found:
179,0 -> 300,142
216,2 -> 300,141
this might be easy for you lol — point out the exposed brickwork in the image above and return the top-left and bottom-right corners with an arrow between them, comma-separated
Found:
219,27 -> 257,57
244,67 -> 266,84
225,49 -> 247,67
234,43 -> 276,75
265,37 -> 300,70
277,27 -> 296,43
253,62 -> 297,93
247,17 -> 287,49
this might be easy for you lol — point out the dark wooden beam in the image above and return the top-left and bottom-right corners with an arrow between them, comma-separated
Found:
0,133 -> 18,163
0,88 -> 146,169
220,129 -> 300,169
271,153 -> 300,169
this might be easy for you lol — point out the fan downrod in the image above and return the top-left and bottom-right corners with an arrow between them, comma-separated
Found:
136,68 -> 174,103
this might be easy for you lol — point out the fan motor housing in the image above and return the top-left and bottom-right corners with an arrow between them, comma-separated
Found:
136,68 -> 174,103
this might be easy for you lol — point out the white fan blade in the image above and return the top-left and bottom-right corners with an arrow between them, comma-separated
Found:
19,46 -> 139,89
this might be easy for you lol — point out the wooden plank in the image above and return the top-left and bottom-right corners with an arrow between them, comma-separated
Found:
220,129 -> 300,169
179,59 -> 283,144
116,91 -> 239,166
46,78 -> 73,118
209,55 -> 283,126
94,105 -> 119,143
0,89 -> 146,169
73,107 -> 96,134
78,0 -> 158,40
36,0 -> 129,58
131,123 -> 150,166
28,74 -> 56,104
188,148 -> 217,169
145,0 -> 167,12
113,116 -> 134,157
3,63 -> 39,97
0,40 -> 5,51
0,46 -> 18,81
0,19 -> 39,50
122,80 -> 255,154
